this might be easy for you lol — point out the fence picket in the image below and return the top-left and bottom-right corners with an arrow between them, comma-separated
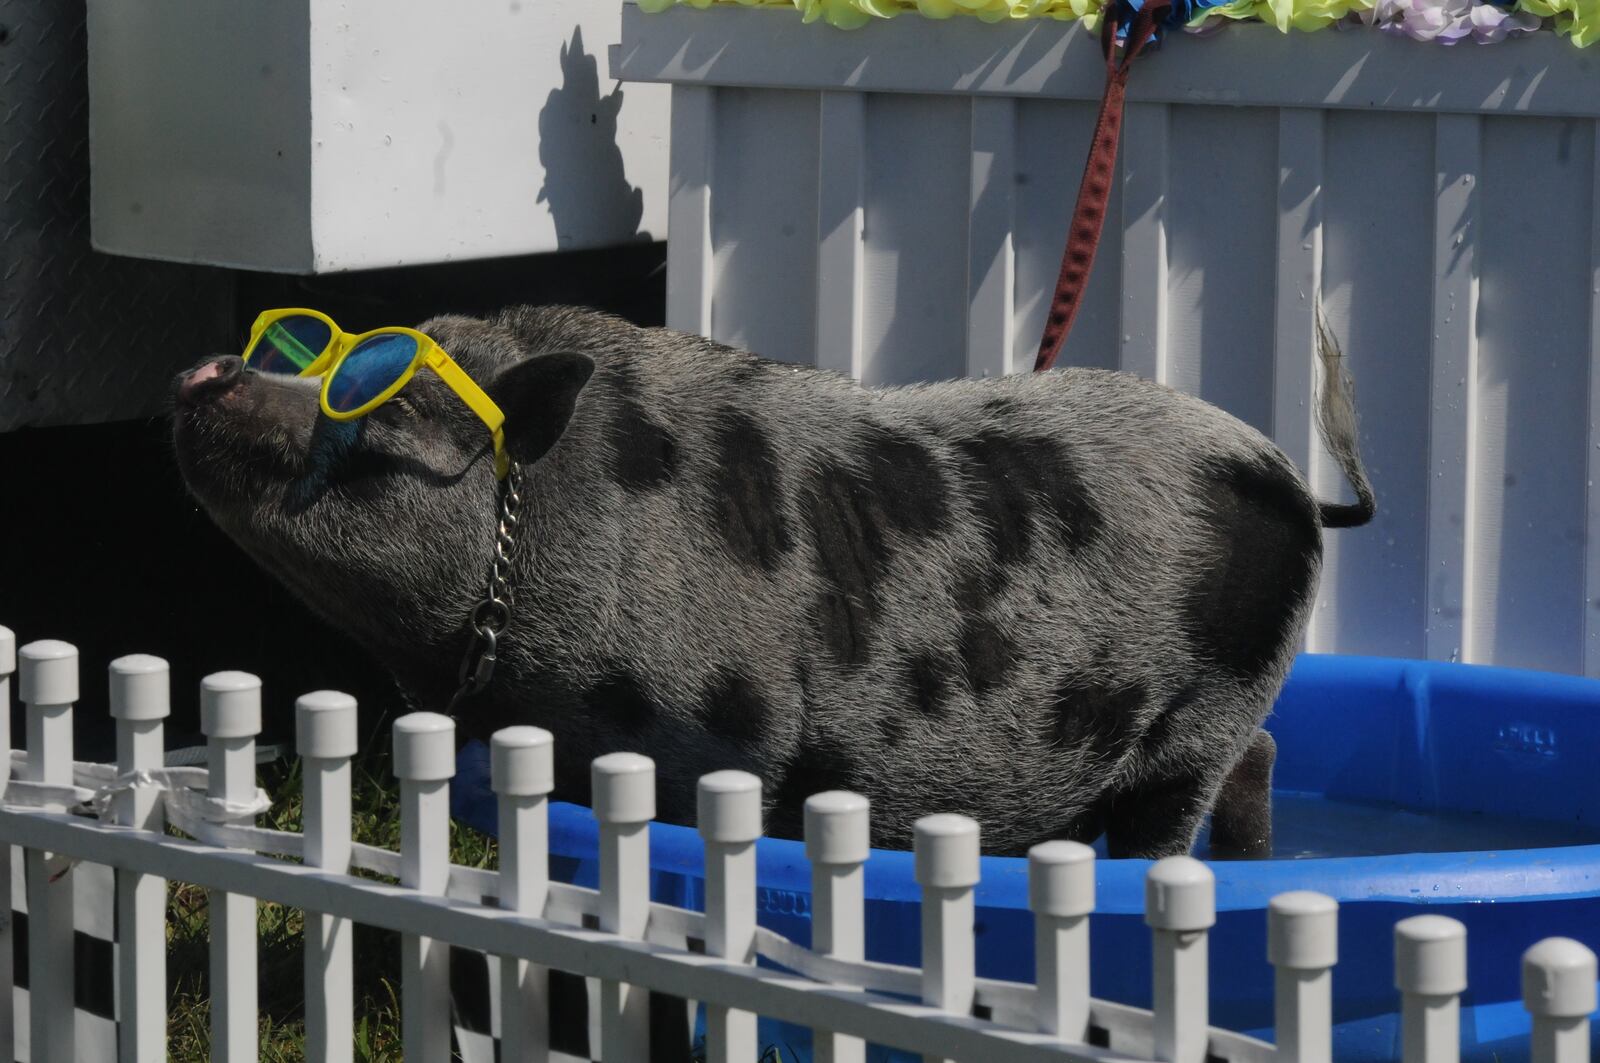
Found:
20,640 -> 79,1063
1521,938 -> 1596,1063
394,712 -> 455,1061
592,752 -> 655,1061
109,655 -> 170,1062
297,692 -> 357,1063
203,671 -> 263,1063
1028,840 -> 1095,1042
493,726 -> 555,1063
1146,856 -> 1215,1063
0,627 -> 14,1061
1268,891 -> 1337,1063
699,770 -> 762,1063
914,814 -> 980,1063
806,791 -> 870,1063
1395,915 -> 1467,1063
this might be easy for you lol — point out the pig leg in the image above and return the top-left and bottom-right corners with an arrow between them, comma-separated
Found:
1101,770 -> 1224,860
1101,726 -> 1276,860
1206,728 -> 1276,858
1098,680 -> 1279,859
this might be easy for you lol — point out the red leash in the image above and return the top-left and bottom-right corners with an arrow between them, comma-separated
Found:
1033,2 -> 1170,373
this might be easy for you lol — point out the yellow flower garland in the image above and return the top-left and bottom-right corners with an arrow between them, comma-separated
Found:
636,0 -> 1104,30
637,0 -> 1591,43
1189,0 -> 1371,31
1517,0 -> 1598,44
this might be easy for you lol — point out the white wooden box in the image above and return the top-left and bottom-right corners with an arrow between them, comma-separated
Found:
613,3 -> 1600,676
86,0 -> 669,272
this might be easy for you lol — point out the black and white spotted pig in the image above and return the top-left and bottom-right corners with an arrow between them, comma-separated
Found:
172,305 -> 1374,858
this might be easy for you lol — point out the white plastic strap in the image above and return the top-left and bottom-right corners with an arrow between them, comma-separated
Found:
2,780 -> 97,811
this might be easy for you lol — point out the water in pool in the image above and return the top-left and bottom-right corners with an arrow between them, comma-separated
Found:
1182,792 -> 1600,859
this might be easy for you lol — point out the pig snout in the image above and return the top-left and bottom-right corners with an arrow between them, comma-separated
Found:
176,356 -> 245,407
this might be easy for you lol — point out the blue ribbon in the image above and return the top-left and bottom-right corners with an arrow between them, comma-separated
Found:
1106,0 -> 1241,38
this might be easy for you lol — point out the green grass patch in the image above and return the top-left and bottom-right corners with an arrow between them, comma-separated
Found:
164,752 -> 494,1062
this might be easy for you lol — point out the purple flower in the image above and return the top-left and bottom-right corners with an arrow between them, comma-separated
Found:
1355,0 -> 1543,40
1468,2 -> 1543,39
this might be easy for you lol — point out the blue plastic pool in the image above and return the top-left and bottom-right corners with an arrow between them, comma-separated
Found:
451,654 -> 1600,1061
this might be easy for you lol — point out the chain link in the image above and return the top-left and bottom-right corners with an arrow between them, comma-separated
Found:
447,462 -> 524,718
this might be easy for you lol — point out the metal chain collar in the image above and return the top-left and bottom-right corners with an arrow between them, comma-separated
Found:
447,461 -> 524,719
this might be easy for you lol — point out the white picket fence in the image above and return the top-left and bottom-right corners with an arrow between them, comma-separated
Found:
0,625 -> 1594,1063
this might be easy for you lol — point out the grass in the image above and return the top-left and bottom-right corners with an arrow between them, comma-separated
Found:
164,752 -> 496,1062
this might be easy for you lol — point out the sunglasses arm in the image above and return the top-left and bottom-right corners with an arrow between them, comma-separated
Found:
425,348 -> 511,480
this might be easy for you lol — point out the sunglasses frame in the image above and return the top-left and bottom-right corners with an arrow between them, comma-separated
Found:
244,307 -> 510,479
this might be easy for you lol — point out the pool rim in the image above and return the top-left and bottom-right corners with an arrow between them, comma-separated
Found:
456,651 -> 1600,916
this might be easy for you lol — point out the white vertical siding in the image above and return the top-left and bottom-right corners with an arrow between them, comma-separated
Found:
862,95 -> 972,386
1470,116 -> 1596,674
1164,106 -> 1278,439
1272,109 -> 1324,653
817,92 -> 870,378
1586,124 -> 1600,677
666,85 -> 716,338
1426,114 -> 1482,666
1319,112 -> 1435,660
967,97 -> 1018,381
1118,103 -> 1171,385
710,89 -> 821,366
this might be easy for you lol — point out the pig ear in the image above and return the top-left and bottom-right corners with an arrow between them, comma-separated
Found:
490,351 -> 596,464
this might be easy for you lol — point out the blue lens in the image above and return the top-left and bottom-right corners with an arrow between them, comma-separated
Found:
325,333 -> 421,413
246,315 -> 333,375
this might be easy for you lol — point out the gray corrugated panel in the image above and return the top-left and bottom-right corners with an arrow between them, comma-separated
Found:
0,0 -> 237,431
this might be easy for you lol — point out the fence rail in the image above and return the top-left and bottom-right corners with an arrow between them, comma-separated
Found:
0,624 -> 1594,1063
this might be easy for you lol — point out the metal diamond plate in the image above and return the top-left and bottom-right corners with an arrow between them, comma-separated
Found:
0,0 -> 236,430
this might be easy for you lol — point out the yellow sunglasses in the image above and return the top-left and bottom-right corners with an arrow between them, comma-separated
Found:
241,307 -> 509,480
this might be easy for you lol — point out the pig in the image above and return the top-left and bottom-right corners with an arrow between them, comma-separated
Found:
171,304 -> 1374,858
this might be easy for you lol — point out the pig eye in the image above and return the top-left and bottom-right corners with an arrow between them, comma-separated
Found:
385,393 -> 424,420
